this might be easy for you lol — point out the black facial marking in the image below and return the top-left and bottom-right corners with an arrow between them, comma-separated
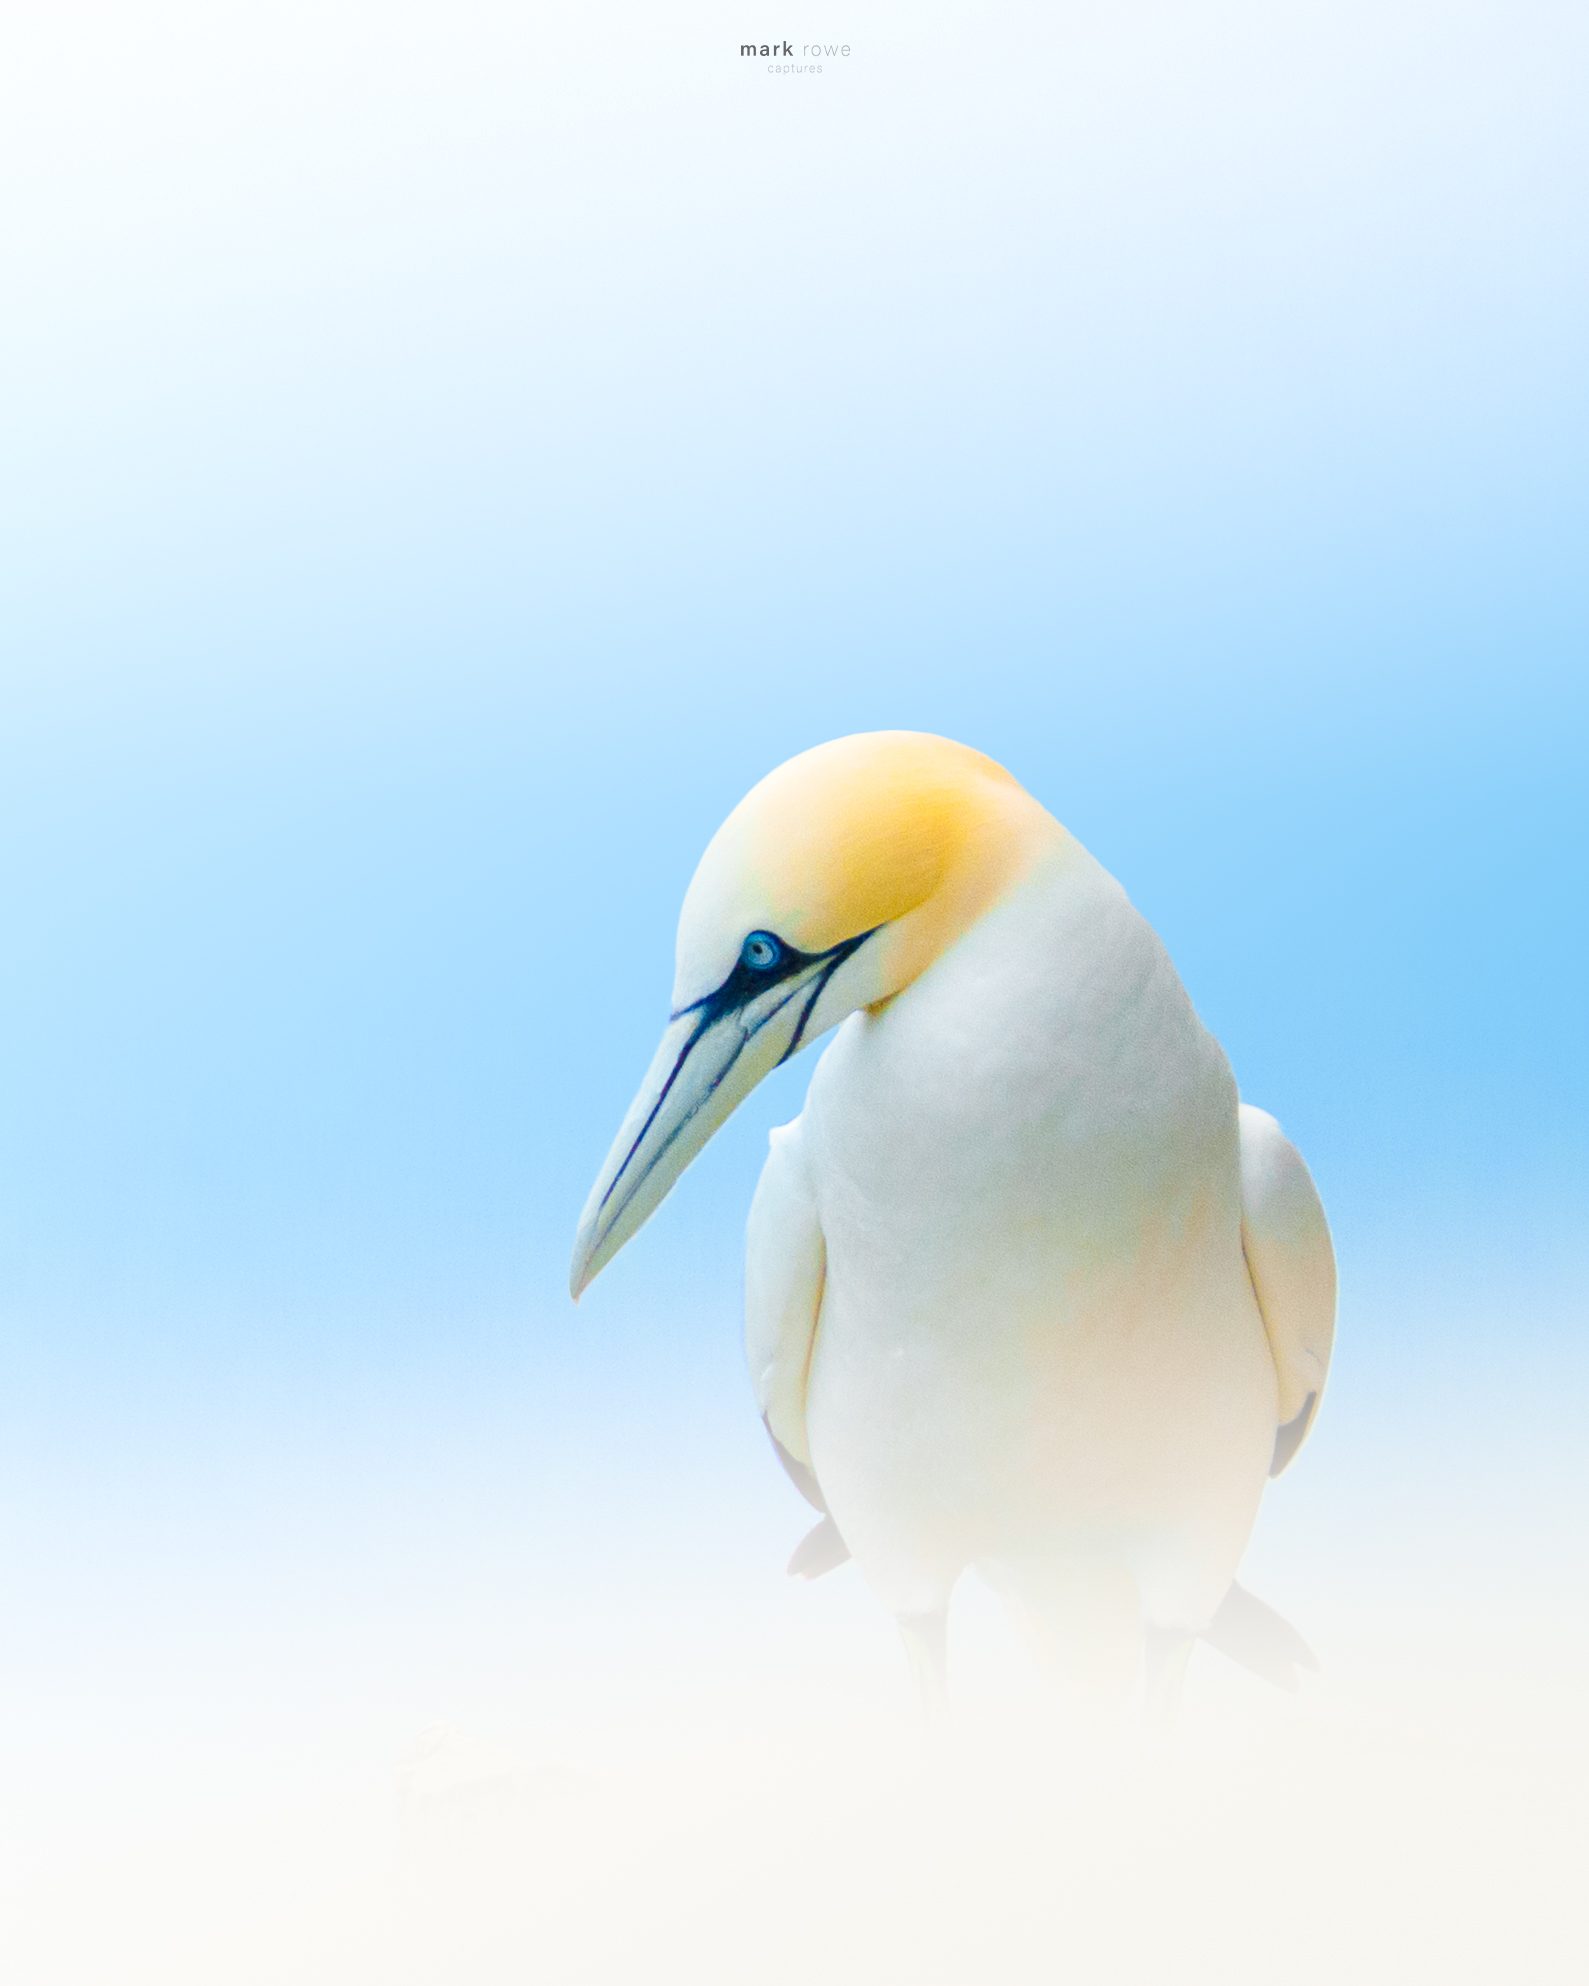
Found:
595,1004 -> 717,1216
673,930 -> 820,1024
779,930 -> 872,1063
599,925 -> 881,1222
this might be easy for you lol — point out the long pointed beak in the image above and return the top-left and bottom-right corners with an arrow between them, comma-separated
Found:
568,967 -> 826,1299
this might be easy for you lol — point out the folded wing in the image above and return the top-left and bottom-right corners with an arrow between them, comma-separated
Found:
745,1119 -> 851,1574
1238,1104 -> 1337,1476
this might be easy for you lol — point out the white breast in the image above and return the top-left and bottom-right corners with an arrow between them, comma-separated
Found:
798,845 -> 1278,1626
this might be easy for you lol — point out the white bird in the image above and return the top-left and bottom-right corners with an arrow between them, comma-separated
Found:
570,733 -> 1334,1711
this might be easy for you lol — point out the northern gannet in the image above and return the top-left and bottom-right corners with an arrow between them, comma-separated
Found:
570,733 -> 1335,1710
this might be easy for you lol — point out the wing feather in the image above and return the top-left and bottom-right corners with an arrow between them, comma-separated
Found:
1238,1104 -> 1336,1475
744,1119 -> 826,1473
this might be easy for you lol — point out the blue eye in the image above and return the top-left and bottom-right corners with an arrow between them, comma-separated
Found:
741,931 -> 783,972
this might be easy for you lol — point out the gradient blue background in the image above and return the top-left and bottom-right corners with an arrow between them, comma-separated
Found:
3,1 -> 1585,1755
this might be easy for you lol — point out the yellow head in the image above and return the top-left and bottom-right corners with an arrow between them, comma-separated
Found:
570,732 -> 1059,1295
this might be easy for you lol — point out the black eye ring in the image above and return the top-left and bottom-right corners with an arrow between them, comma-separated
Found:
741,930 -> 783,972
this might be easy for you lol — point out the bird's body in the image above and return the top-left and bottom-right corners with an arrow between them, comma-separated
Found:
573,733 -> 1334,1707
766,836 -> 1277,1640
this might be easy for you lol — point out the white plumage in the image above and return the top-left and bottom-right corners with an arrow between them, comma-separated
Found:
572,732 -> 1334,1707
